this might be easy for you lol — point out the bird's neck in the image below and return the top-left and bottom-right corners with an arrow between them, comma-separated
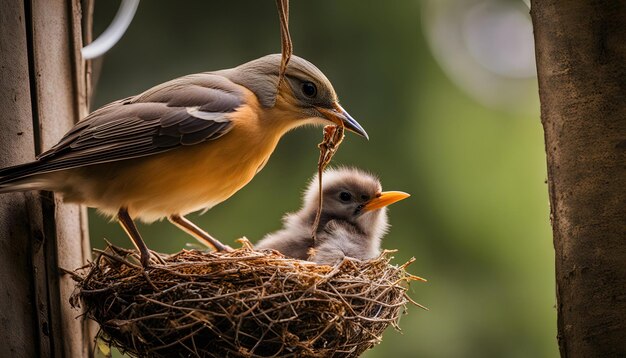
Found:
356,210 -> 388,253
230,91 -> 293,152
264,87 -> 310,133
303,210 -> 365,236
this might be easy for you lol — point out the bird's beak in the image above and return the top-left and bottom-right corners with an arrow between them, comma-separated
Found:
362,191 -> 410,212
317,104 -> 369,139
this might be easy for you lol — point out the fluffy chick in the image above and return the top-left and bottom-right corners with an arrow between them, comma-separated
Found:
256,167 -> 409,265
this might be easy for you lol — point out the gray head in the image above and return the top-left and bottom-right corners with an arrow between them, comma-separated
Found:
220,54 -> 368,138
302,167 -> 410,240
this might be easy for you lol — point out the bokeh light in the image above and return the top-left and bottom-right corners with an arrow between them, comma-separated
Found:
422,0 -> 537,113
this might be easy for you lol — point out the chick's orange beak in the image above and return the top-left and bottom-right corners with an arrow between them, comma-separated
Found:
362,191 -> 410,212
317,104 -> 369,139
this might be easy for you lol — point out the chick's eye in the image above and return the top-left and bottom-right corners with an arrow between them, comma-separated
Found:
301,81 -> 317,98
339,192 -> 352,202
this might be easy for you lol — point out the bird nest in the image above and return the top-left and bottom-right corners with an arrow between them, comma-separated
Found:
70,239 -> 424,358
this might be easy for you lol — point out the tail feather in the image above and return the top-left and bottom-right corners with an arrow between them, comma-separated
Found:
0,160 -> 49,193
0,180 -> 49,194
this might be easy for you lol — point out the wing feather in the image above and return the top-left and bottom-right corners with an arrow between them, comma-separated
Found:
0,73 -> 244,182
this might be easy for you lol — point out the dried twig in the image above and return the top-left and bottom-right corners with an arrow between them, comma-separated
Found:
72,240 -> 423,357
311,125 -> 346,243
276,0 -> 292,87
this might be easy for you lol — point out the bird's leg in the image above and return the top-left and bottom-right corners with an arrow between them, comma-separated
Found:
168,214 -> 233,252
117,207 -> 151,268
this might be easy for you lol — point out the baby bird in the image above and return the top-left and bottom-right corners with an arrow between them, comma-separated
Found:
256,168 -> 409,265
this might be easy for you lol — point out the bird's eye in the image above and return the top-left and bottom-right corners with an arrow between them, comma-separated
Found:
339,192 -> 352,202
301,81 -> 317,98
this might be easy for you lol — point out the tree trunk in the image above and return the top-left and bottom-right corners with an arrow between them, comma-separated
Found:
0,0 -> 94,356
530,1 -> 626,357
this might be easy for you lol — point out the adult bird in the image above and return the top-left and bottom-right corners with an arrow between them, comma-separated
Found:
0,54 -> 368,267
256,167 -> 409,265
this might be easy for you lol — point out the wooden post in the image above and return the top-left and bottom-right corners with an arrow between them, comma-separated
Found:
0,0 -> 93,356
531,1 -> 626,356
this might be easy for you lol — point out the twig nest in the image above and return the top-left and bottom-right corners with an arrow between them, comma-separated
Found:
71,239 -> 423,358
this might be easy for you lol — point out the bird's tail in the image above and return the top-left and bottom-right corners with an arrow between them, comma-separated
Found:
0,161 -> 50,194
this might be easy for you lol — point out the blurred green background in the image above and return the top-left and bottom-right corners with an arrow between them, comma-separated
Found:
89,1 -> 556,357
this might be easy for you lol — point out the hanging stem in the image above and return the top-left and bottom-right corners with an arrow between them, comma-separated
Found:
310,125 -> 345,245
276,0 -> 292,87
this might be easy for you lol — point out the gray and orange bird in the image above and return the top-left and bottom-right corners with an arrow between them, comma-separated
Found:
256,168 -> 409,265
0,54 -> 368,267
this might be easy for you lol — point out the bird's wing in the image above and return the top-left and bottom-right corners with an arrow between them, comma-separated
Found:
23,73 -> 242,177
256,229 -> 313,260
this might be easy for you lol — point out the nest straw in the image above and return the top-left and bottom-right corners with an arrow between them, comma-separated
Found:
71,239 -> 424,358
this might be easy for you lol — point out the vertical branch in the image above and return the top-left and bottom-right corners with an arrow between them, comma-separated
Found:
81,0 -> 95,110
0,2 -> 45,356
30,0 -> 94,355
530,1 -> 626,356
0,0 -> 92,356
